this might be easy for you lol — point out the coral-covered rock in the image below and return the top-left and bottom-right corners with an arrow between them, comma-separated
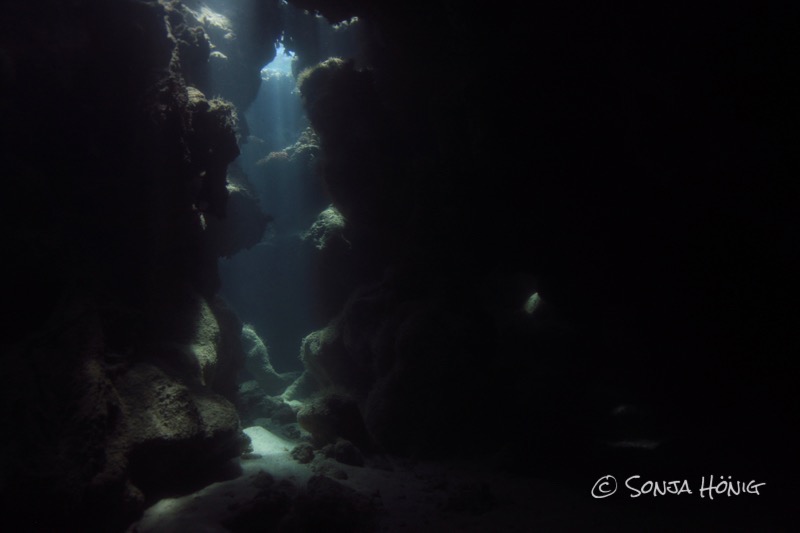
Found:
321,438 -> 364,467
297,392 -> 371,449
255,128 -> 327,232
185,87 -> 241,218
203,164 -> 271,259
303,205 -> 347,251
302,204 -> 361,319
116,361 -> 244,496
294,271 -> 504,456
241,324 -> 296,395
180,0 -> 282,111
170,14 -> 211,88
206,296 -> 248,402
297,57 -> 407,242
237,378 -> 304,440
299,326 -> 344,389
0,306 -> 139,530
142,289 -> 244,389
186,292 -> 222,386
291,443 -> 315,464
282,7 -> 364,73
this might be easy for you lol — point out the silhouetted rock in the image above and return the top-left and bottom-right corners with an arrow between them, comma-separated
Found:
297,392 -> 371,450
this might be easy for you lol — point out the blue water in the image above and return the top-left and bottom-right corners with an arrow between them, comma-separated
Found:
219,43 -> 323,373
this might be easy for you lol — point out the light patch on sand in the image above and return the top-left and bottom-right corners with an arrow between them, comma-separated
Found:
129,427 -> 311,533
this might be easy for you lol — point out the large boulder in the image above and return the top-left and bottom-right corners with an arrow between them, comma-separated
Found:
303,205 -> 347,251
297,392 -> 371,450
203,175 -> 271,259
116,361 -> 244,497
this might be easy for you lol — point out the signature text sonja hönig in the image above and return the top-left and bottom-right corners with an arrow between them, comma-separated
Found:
591,475 -> 766,499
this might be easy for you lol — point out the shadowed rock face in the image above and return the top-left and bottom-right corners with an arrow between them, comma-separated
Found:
0,1 -> 273,530
287,0 -> 799,484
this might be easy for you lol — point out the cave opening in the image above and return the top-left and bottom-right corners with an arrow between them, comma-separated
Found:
217,5 -> 362,382
262,43 -> 295,76
218,38 -> 314,376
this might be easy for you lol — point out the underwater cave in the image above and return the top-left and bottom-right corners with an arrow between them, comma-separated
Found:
1,0 -> 798,531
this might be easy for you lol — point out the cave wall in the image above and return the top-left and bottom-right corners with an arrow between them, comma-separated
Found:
287,0 -> 800,481
0,0 -> 275,529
